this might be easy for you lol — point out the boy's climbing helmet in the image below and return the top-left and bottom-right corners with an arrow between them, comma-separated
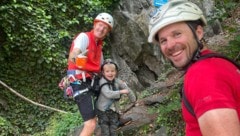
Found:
101,59 -> 119,72
94,13 -> 114,30
148,0 -> 207,44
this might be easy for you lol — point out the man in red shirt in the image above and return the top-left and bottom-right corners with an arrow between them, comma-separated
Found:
67,12 -> 114,136
148,0 -> 240,135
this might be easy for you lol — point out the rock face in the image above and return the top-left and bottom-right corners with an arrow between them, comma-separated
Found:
109,0 -> 221,91
109,0 -> 162,91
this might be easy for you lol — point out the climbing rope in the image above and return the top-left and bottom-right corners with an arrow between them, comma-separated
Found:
0,80 -> 71,114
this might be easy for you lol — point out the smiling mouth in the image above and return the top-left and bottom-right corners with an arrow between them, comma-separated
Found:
172,50 -> 183,57
107,76 -> 114,78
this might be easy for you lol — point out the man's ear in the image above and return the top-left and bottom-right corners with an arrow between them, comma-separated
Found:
196,25 -> 204,40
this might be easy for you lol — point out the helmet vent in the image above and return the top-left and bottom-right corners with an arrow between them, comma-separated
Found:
95,13 -> 114,29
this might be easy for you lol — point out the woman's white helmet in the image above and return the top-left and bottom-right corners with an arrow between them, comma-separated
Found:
148,0 -> 207,44
94,12 -> 114,30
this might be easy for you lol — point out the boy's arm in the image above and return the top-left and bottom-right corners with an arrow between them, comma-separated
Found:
118,79 -> 137,102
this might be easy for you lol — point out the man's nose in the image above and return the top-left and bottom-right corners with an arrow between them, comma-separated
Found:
166,38 -> 176,50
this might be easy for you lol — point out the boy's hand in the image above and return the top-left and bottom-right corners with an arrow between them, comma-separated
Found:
120,89 -> 129,94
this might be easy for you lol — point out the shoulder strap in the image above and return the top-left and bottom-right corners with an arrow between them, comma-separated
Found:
99,82 -> 111,91
182,88 -> 196,117
198,53 -> 240,69
182,53 -> 240,117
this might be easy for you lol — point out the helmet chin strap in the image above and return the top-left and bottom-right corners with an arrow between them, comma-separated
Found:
187,23 -> 203,60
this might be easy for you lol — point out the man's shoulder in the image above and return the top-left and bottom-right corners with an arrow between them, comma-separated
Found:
75,32 -> 88,38
194,55 -> 234,69
187,55 -> 235,81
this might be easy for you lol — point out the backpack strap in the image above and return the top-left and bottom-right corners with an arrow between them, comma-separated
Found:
96,82 -> 112,96
99,82 -> 111,91
98,81 -> 121,101
197,53 -> 240,69
182,53 -> 240,117
181,88 -> 196,117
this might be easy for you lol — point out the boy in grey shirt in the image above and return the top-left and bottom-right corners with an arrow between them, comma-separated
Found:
96,59 -> 136,136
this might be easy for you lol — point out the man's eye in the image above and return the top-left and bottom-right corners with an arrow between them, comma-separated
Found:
160,39 -> 166,45
174,32 -> 181,37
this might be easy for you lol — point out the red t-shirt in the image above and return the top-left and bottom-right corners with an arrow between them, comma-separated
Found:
182,50 -> 240,136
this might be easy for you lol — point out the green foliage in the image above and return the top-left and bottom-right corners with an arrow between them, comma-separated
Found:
208,1 -> 238,23
139,66 -> 184,135
0,84 -> 74,134
227,35 -> 240,62
212,1 -> 240,63
41,112 -> 83,136
0,116 -> 19,135
221,35 -> 240,62
155,88 -> 184,136
228,35 -> 240,62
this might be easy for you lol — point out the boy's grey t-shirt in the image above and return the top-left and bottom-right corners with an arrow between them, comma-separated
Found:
96,77 -> 136,112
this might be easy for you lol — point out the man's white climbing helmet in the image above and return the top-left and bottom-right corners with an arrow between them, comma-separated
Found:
94,12 -> 114,30
148,0 -> 207,44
